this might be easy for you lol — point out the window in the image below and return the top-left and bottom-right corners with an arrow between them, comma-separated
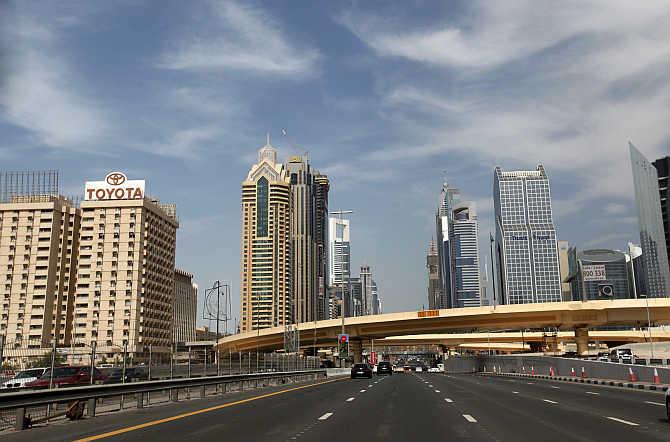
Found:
256,177 -> 269,237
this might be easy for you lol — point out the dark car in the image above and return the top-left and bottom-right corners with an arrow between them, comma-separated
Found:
25,366 -> 107,388
104,367 -> 148,384
351,363 -> 373,379
377,361 -> 393,376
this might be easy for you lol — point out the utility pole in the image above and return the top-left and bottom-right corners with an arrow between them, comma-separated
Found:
332,210 -> 353,367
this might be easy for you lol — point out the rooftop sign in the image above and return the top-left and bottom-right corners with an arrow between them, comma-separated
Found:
85,171 -> 145,201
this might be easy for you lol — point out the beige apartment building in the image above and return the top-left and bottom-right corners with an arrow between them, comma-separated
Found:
0,194 -> 80,348
173,268 -> 197,344
240,138 -> 292,332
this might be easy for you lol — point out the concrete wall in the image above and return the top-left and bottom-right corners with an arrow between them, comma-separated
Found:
444,356 -> 479,374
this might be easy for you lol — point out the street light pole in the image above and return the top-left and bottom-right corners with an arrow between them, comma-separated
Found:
331,210 -> 353,367
641,295 -> 654,359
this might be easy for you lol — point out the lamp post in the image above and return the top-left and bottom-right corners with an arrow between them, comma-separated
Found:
331,210 -> 353,367
639,294 -> 654,359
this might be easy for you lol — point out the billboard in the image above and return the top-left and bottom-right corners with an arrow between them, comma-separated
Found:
582,264 -> 606,281
85,171 -> 145,201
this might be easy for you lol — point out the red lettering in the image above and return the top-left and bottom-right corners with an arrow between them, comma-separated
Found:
133,188 -> 142,199
126,188 -> 133,198
86,188 -> 95,199
106,188 -> 115,199
115,188 -> 125,199
96,189 -> 106,199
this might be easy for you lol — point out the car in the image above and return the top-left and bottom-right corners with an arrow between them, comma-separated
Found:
597,352 -> 609,362
103,367 -> 148,384
666,386 -> 670,420
427,367 -> 440,373
1,368 -> 47,389
415,366 -> 423,372
25,366 -> 107,388
351,363 -> 373,379
377,361 -> 393,376
610,348 -> 633,364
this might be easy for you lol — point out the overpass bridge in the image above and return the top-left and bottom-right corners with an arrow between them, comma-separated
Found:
215,299 -> 670,361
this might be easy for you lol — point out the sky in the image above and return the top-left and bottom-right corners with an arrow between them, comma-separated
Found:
1,1 -> 670,327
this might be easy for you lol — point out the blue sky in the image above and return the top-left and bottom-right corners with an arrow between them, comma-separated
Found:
2,1 -> 670,325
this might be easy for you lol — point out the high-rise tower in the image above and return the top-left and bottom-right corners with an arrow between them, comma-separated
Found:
450,201 -> 481,307
493,165 -> 562,304
313,175 -> 329,320
435,182 -> 460,308
652,155 -> 670,270
426,239 -> 441,309
240,137 -> 291,332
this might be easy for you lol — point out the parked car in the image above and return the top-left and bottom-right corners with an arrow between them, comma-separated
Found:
25,366 -> 107,388
377,361 -> 393,376
351,363 -> 373,379
103,367 -> 148,384
1,368 -> 47,389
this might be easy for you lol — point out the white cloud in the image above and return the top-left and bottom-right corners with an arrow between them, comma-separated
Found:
159,0 -> 319,76
141,126 -> 222,159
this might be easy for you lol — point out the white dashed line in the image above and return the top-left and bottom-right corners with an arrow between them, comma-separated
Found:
551,386 -> 560,389
512,391 -> 519,394
429,385 -> 433,388
527,382 -> 534,385
606,417 -> 639,426
644,401 -> 665,406
360,389 -> 366,393
368,384 -> 373,387
463,414 -> 477,423
586,392 -> 599,395
542,399 -> 558,404
445,398 -> 453,403
435,390 -> 441,393
346,397 -> 355,402
318,413 -> 333,421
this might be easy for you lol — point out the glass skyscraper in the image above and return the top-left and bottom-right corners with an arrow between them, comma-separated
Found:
629,143 -> 670,297
493,165 -> 562,304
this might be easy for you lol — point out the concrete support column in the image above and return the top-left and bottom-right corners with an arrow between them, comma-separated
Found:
575,327 -> 589,356
351,339 -> 363,364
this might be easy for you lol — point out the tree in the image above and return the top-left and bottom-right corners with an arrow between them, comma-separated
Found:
28,351 -> 65,368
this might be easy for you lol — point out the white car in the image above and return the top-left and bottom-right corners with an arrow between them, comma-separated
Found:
428,367 -> 440,373
1,368 -> 47,389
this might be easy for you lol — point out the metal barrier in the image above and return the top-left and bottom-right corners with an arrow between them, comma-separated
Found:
0,369 -> 325,431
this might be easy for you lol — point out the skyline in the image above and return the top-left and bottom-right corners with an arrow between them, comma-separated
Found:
2,1 -> 670,324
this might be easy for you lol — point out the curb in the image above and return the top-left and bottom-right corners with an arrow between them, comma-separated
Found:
479,372 -> 669,392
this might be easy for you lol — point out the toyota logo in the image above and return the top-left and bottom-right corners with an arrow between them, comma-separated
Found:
106,172 -> 127,186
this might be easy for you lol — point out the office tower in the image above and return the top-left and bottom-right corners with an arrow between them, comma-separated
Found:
566,248 -> 632,300
557,240 -> 572,301
286,155 -> 318,324
313,175 -> 330,320
426,239 -> 441,309
0,171 -> 79,347
652,156 -> 670,268
360,265 -> 373,315
629,143 -> 670,297
349,276 -> 362,316
628,243 -> 644,297
328,217 -> 351,315
173,268 -> 197,344
240,137 -> 291,332
493,165 -> 562,304
450,201 -> 482,307
435,182 -> 460,308
77,171 -> 178,360
371,281 -> 380,314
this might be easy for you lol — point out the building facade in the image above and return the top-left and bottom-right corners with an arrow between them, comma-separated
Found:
493,165 -> 562,304
426,240 -> 441,310
173,268 -> 197,344
313,175 -> 330,320
240,139 -> 292,332
328,217 -> 351,316
435,182 -> 459,308
557,240 -> 572,301
629,143 -> 670,297
566,248 -> 632,301
652,155 -> 670,270
450,202 -> 481,308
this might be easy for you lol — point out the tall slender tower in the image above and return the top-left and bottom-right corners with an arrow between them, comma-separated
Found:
451,201 -> 481,307
313,175 -> 330,320
426,239 -> 441,309
630,143 -> 670,297
435,182 -> 460,308
240,137 -> 291,332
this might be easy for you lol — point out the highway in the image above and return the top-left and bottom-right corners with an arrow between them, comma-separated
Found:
3,373 -> 668,441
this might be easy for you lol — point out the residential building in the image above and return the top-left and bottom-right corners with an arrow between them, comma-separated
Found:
240,137 -> 292,332
173,268 -> 197,344
0,171 -> 80,348
313,175 -> 330,320
629,143 -> 670,297
565,248 -> 632,300
557,240 -> 572,301
493,165 -> 562,304
76,171 -> 178,360
426,239 -> 441,310
652,155 -> 670,269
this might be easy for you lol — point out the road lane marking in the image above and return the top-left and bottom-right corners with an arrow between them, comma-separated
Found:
72,378 -> 345,442
586,392 -> 599,395
360,389 -> 366,393
527,382 -> 534,385
606,417 -> 639,426
644,401 -> 665,406
445,398 -> 453,403
368,384 -> 373,387
542,399 -> 558,404
318,412 -> 333,421
512,391 -> 519,394
551,386 -> 560,389
463,414 -> 477,423
346,397 -> 355,402
435,390 -> 441,393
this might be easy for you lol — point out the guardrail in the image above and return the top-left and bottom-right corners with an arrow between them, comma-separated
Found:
0,369 -> 325,431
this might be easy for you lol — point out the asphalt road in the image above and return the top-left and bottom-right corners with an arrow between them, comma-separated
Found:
4,372 -> 669,441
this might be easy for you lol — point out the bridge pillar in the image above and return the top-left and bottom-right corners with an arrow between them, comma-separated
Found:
351,339 -> 363,364
574,327 -> 589,356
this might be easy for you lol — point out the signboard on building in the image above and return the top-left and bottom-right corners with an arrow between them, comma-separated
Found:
582,264 -> 606,281
85,172 -> 145,201
369,351 -> 377,365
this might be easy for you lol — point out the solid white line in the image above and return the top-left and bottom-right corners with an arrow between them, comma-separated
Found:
586,392 -> 599,395
543,399 -> 558,404
445,398 -> 453,403
463,414 -> 477,423
435,390 -> 441,393
360,389 -> 366,393
346,397 -> 355,402
606,417 -> 639,426
318,412 -> 333,421
644,401 -> 665,406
